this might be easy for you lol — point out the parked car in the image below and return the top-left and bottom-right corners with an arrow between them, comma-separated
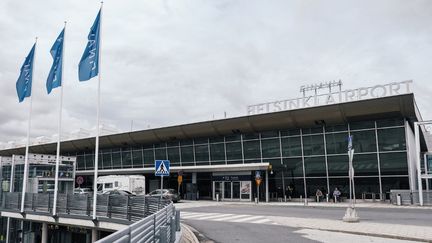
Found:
148,189 -> 180,203
101,189 -> 135,196
73,188 -> 92,194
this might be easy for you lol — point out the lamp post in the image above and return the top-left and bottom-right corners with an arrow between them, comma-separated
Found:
343,135 -> 360,222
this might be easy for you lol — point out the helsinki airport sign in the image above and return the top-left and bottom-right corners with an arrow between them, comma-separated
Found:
247,80 -> 413,115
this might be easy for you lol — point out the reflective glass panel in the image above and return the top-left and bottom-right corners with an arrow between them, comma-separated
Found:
302,135 -> 324,156
379,152 -> 408,175
282,158 -> 304,177
325,132 -> 349,154
378,128 -> 406,151
226,142 -> 242,160
210,143 -> 225,161
261,139 -> 281,158
281,136 -> 302,157
304,156 -> 326,177
243,140 -> 260,159
351,130 -> 377,153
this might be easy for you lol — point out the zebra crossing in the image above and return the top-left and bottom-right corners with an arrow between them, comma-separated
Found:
181,211 -> 277,225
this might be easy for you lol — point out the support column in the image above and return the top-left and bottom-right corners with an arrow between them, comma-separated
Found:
92,229 -> 98,243
192,172 -> 197,200
414,123 -> 424,206
41,223 -> 48,243
265,170 -> 269,203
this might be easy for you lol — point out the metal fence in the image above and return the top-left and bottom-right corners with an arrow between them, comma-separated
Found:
389,190 -> 432,206
1,192 -> 171,222
95,203 -> 180,243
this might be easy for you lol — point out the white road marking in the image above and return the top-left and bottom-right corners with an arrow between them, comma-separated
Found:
181,211 -> 275,225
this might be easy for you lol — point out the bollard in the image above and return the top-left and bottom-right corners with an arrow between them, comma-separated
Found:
216,193 -> 219,202
160,226 -> 168,243
175,210 -> 181,231
326,194 -> 329,203
255,197 -> 258,204
170,216 -> 176,243
397,194 -> 402,206
284,195 -> 287,202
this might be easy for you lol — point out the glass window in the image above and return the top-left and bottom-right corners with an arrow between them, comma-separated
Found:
381,176 -> 409,193
122,150 -> 132,168
306,178 -> 328,196
379,152 -> 408,175
180,146 -> 194,163
209,136 -> 224,143
76,155 -> 86,170
226,142 -> 242,160
281,137 -> 302,157
354,177 -> 380,197
302,127 -> 323,135
353,154 -> 379,176
243,133 -> 260,140
325,124 -> 347,133
167,141 -> 179,147
284,178 -> 304,198
102,153 -> 112,169
280,129 -> 300,137
304,156 -> 326,177
225,134 -> 241,142
85,154 -> 94,170
376,118 -> 404,128
180,139 -> 193,146
167,147 -> 180,164
194,137 -> 208,145
154,148 -> 167,160
112,152 -> 121,169
349,120 -> 375,130
195,145 -> 209,163
261,130 -> 279,139
143,149 -> 154,167
243,140 -> 260,159
282,158 -> 304,177
132,150 -> 143,167
261,139 -> 281,158
378,128 -> 406,151
210,143 -> 225,161
351,130 -> 377,153
325,132 -> 349,154
327,155 -> 348,176
302,135 -> 324,156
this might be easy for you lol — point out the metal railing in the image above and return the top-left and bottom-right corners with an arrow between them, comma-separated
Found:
95,202 -> 180,243
390,190 -> 432,206
1,192 -> 171,222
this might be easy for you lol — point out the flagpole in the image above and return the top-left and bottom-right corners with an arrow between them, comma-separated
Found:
92,2 -> 103,221
6,155 -> 16,243
53,22 -> 66,217
20,37 -> 37,213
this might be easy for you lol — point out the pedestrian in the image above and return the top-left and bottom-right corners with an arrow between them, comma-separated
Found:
315,189 -> 323,202
333,187 -> 341,203
287,184 -> 294,201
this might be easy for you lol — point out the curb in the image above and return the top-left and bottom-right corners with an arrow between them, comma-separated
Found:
179,223 -> 199,243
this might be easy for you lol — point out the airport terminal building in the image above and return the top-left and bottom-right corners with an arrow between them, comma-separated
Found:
0,80 -> 430,202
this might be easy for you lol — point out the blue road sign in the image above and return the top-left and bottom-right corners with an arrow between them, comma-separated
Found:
155,160 -> 170,176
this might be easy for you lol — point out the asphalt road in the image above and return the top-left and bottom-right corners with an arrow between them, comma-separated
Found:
186,219 -> 317,243
182,204 -> 432,227
180,204 -> 432,242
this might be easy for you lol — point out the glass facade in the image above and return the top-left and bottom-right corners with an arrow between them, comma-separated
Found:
73,118 -> 409,199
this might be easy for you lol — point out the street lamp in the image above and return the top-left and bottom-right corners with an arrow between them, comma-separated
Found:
343,135 -> 360,222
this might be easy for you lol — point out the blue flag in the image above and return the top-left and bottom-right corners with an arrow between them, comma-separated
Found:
46,28 -> 64,94
78,10 -> 101,81
16,43 -> 36,103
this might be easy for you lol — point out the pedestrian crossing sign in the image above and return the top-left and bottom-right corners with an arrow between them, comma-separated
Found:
155,160 -> 170,176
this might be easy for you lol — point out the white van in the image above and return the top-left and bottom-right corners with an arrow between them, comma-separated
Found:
97,175 -> 146,195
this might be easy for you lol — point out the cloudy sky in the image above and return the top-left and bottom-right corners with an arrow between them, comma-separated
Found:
0,0 -> 432,145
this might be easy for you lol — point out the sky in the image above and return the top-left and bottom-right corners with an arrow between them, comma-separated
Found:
0,0 -> 432,145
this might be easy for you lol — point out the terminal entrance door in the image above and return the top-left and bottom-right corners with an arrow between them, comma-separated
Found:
213,181 -> 251,201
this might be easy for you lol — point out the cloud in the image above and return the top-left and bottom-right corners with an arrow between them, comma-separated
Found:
0,0 -> 432,144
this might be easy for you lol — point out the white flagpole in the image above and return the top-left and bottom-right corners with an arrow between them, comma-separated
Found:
6,155 -> 16,243
20,38 -> 37,213
93,2 -> 103,220
53,22 -> 66,216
